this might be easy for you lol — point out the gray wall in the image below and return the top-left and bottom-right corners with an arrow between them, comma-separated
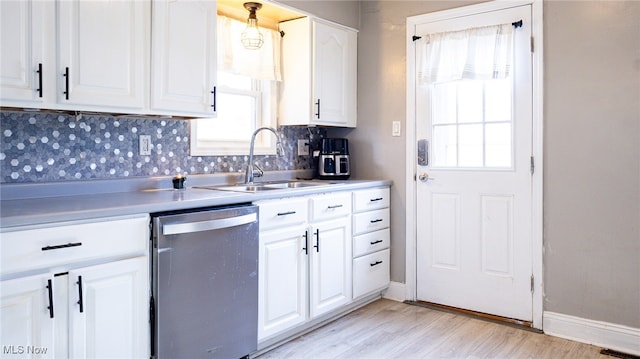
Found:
277,0 -> 361,29
543,0 -> 640,328
343,0 -> 640,329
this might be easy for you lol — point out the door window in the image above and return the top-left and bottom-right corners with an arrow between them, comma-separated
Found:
431,76 -> 513,169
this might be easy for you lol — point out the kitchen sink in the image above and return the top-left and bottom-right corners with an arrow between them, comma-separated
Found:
262,181 -> 325,189
195,181 -> 330,192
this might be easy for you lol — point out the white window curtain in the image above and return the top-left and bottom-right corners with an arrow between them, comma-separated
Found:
217,15 -> 282,81
417,23 -> 513,85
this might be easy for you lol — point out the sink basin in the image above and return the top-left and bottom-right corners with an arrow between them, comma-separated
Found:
199,185 -> 279,192
195,181 -> 329,192
262,181 -> 326,189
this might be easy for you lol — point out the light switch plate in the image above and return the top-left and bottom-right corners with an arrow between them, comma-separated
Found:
298,139 -> 309,156
392,121 -> 401,137
139,135 -> 152,156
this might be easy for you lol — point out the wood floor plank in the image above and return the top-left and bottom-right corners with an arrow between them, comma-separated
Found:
257,299 -> 608,358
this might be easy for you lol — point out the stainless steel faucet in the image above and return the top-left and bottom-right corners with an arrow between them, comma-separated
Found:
244,127 -> 285,184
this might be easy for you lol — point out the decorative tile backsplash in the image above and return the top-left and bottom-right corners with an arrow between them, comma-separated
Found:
0,110 -> 325,183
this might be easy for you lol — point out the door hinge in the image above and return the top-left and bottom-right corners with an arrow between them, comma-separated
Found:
530,275 -> 535,293
530,156 -> 535,175
530,36 -> 534,53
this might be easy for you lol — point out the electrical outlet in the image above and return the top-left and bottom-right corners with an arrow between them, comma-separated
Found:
139,135 -> 152,156
298,139 -> 310,156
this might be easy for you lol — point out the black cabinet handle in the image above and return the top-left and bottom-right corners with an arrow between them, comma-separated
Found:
315,99 -> 320,119
42,242 -> 82,251
327,204 -> 343,209
63,67 -> 69,100
370,198 -> 383,202
370,260 -> 383,267
277,211 -> 296,216
370,240 -> 383,245
313,229 -> 319,252
370,219 -> 383,224
46,279 -> 54,318
77,276 -> 84,313
150,296 -> 156,357
302,232 -> 308,255
211,86 -> 216,111
36,63 -> 43,98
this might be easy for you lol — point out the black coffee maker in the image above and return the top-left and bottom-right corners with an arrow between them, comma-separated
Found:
317,138 -> 350,180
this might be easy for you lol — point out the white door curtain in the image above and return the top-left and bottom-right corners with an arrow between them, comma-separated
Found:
416,23 -> 514,85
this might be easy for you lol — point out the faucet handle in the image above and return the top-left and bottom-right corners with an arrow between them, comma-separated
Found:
253,164 -> 264,178
275,141 -> 285,157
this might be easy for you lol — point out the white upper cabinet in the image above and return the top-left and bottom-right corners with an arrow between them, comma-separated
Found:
0,0 -> 55,106
57,0 -> 149,111
1,0 -> 218,117
151,0 -> 217,116
279,17 -> 357,127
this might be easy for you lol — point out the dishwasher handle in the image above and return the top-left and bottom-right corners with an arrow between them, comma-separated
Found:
162,213 -> 257,236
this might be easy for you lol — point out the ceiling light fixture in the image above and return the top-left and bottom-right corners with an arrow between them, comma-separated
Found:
241,2 -> 264,50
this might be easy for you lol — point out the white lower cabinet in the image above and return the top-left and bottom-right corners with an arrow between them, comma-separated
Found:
353,249 -> 390,299
256,192 -> 352,342
1,273 -> 55,357
309,218 -> 352,318
68,257 -> 148,359
258,224 -> 308,340
352,188 -> 391,299
0,215 -> 149,358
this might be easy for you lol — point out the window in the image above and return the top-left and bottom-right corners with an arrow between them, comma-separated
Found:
190,15 -> 281,156
417,23 -> 515,169
431,78 -> 513,168
191,71 -> 277,155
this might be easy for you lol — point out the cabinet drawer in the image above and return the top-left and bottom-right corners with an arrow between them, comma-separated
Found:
353,209 -> 390,235
1,215 -> 149,277
309,192 -> 351,222
353,228 -> 390,258
353,187 -> 390,213
256,198 -> 308,231
353,249 -> 390,299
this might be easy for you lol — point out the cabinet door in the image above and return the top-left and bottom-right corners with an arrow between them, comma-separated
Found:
68,257 -> 148,359
258,226 -> 308,341
151,0 -> 217,116
0,0 -> 54,106
1,273 -> 55,358
309,218 -> 352,318
57,0 -> 148,110
312,20 -> 357,127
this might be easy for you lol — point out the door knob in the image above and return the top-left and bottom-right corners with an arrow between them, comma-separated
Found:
418,173 -> 434,182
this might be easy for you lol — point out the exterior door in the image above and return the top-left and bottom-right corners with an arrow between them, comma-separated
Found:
415,5 -> 533,321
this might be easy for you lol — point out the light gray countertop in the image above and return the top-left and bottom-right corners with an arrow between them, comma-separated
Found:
1,174 -> 391,229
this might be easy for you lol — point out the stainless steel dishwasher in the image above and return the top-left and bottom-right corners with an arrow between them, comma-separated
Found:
151,204 -> 259,358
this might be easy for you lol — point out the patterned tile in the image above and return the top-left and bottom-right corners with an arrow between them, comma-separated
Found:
0,110 -> 325,183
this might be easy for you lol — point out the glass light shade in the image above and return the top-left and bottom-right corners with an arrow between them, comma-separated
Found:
241,18 -> 264,50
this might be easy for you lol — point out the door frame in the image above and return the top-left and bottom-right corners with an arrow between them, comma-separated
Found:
404,0 -> 544,329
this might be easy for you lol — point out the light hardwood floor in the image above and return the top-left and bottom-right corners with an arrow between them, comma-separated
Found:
258,299 -> 610,358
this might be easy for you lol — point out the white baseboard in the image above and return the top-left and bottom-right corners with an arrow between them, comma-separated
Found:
543,311 -> 640,356
383,281 -> 406,302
